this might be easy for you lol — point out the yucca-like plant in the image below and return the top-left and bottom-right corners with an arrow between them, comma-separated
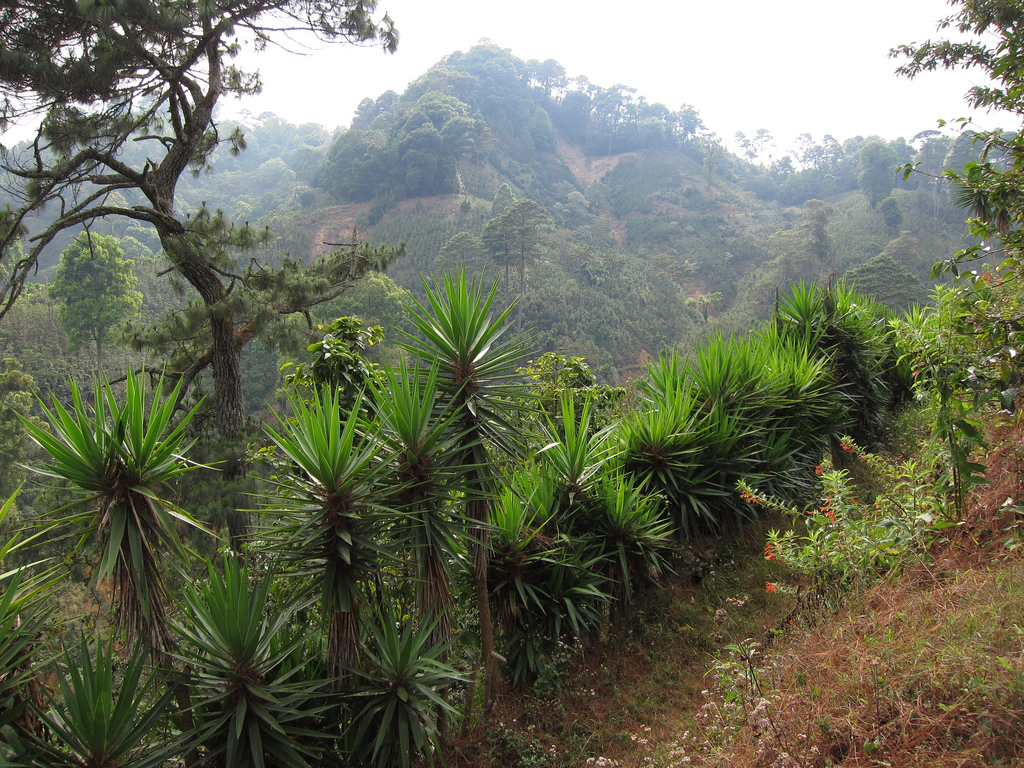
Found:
263,389 -> 393,679
21,371 -> 203,654
537,396 -> 618,520
619,383 -> 721,537
585,472 -> 675,604
175,560 -> 332,768
693,336 -> 824,516
38,640 -> 176,768
488,472 -> 605,684
751,332 -> 842,498
347,606 -> 464,768
775,280 -> 905,447
0,571 -> 48,764
399,270 -> 533,706
755,331 -> 839,438
370,362 -> 467,650
638,350 -> 686,403
488,474 -> 557,635
0,490 -> 59,763
626,329 -> 847,535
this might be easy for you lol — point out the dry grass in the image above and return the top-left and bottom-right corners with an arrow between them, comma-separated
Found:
445,414 -> 1024,768
673,559 -> 1024,767
658,415 -> 1024,768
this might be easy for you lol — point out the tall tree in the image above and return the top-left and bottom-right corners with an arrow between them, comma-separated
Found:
49,233 -> 142,374
483,198 -> 552,331
0,0 -> 399,441
858,138 -> 898,208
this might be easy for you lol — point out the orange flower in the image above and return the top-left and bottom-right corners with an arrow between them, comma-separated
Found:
765,543 -> 777,561
766,582 -> 777,593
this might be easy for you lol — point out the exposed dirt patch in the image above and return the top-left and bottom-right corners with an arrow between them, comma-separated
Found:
555,136 -> 638,188
287,203 -> 366,258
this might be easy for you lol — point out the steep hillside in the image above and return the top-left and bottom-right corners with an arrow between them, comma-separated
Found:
251,43 -> 975,376
1,44 -> 979,383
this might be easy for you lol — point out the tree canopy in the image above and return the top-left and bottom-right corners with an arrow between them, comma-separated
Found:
0,0 -> 399,439
50,233 -> 142,373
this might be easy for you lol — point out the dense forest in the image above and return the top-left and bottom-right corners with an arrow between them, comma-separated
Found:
2,0 -> 1023,766
1,41 -> 978,392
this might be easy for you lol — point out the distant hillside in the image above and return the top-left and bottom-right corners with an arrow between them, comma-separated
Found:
260,44 -> 973,377
3,44 -> 980,381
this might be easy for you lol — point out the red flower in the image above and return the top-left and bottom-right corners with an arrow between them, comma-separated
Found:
815,465 -> 824,476
766,582 -> 778,593
765,543 -> 777,561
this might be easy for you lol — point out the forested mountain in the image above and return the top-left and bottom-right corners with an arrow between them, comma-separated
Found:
4,2 -> 1024,766
2,43 -> 978,393
275,43 -> 972,380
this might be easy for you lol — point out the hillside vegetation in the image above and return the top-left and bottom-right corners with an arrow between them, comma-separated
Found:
2,1 -> 1024,766
3,44 -> 978,391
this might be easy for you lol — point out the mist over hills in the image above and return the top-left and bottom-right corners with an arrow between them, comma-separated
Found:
7,42 -> 977,382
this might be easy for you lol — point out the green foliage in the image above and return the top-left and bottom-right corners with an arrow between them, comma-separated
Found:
0,359 -> 41,498
519,353 -> 625,425
0,0 -> 400,440
318,90 -> 484,203
537,396 -> 618,509
21,371 -> 204,652
399,269 -> 533,706
482,197 -> 553,329
765,200 -> 833,283
175,559 -> 331,768
858,137 -> 898,208
282,316 -> 383,409
50,233 -> 142,372
878,195 -> 903,229
843,252 -> 928,312
894,299 -> 990,518
749,438 -> 943,608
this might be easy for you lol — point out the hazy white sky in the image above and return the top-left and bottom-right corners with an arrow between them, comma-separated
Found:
233,0 -> 1008,154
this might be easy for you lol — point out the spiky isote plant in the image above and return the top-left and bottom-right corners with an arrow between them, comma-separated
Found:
21,371 -> 203,654
537,395 -> 618,520
586,472 -> 674,605
399,270 -> 533,708
0,490 -> 59,762
370,362 -> 466,651
38,640 -> 176,768
488,471 -> 606,684
774,280 -> 907,447
348,607 -> 464,768
263,388 -> 393,680
174,559 -> 332,768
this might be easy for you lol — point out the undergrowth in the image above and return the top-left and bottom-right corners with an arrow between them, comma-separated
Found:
449,412 -> 1024,768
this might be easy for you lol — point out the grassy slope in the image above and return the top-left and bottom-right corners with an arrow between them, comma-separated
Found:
448,413 -> 1024,768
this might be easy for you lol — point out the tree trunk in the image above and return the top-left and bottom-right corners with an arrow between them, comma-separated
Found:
468,492 -> 498,710
158,233 -> 245,441
517,256 -> 525,333
209,312 -> 244,441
